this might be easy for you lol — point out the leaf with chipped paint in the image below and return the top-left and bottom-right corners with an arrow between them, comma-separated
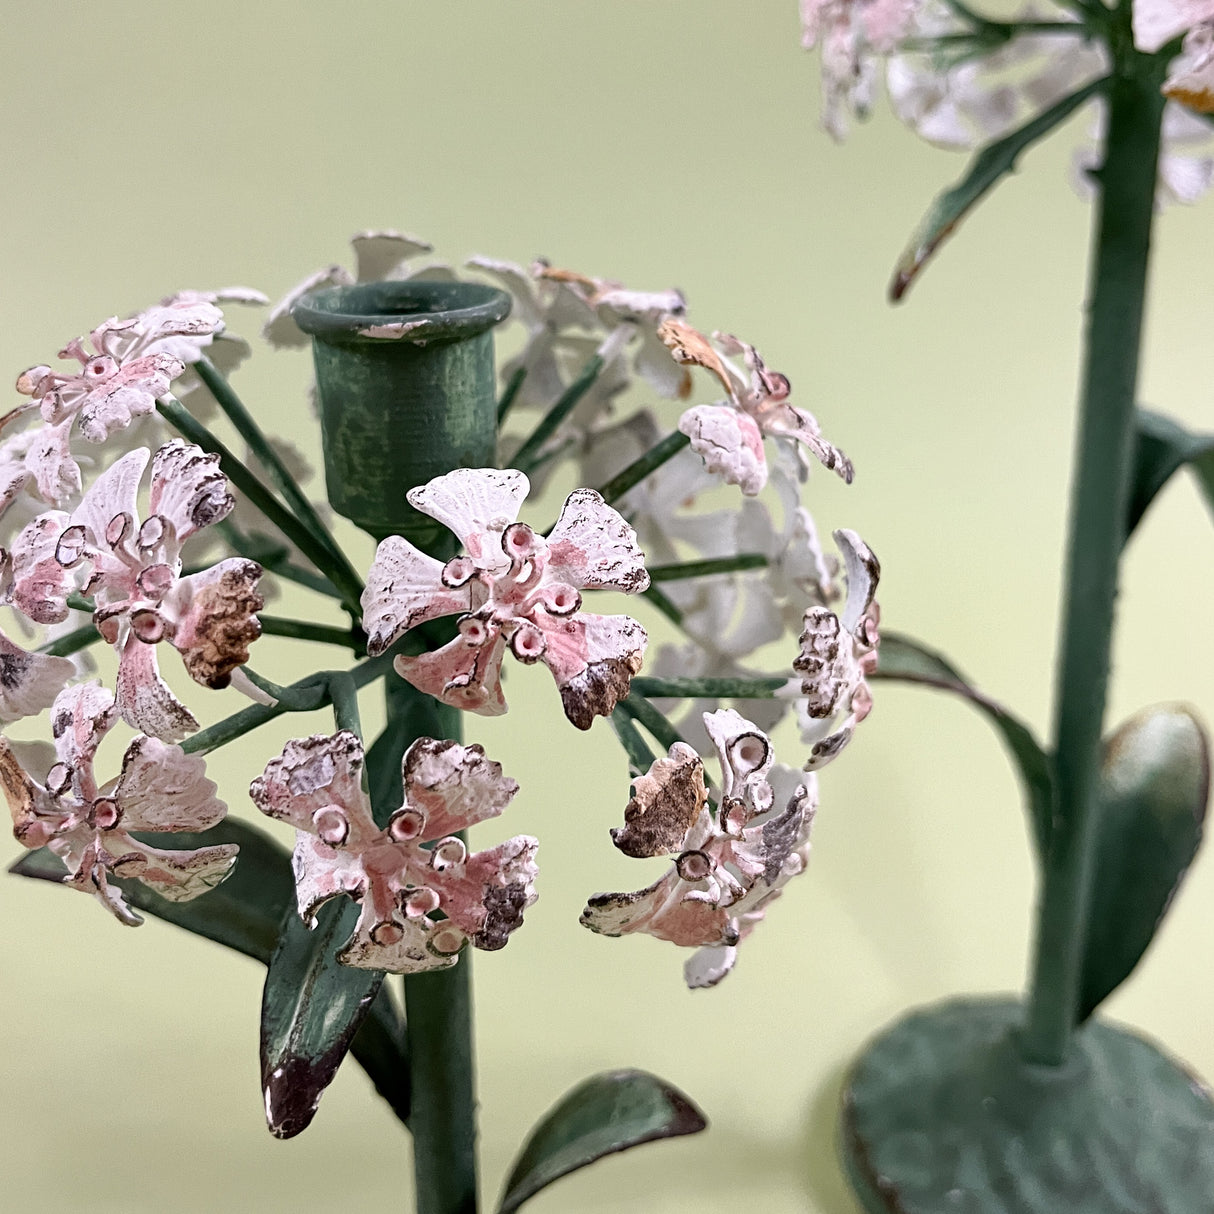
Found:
1078,705 -> 1209,1023
890,78 -> 1106,301
10,821 -> 410,1126
260,894 -> 384,1138
873,632 -> 1053,858
496,1069 -> 707,1214
1127,408 -> 1214,541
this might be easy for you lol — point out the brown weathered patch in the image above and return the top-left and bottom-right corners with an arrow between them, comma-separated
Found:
794,606 -> 843,718
178,560 -> 264,688
0,739 -> 42,845
559,650 -> 644,731
0,649 -> 31,691
473,880 -> 532,951
658,318 -> 734,399
611,743 -> 706,859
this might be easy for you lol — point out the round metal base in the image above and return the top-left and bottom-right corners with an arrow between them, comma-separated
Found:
841,997 -> 1214,1214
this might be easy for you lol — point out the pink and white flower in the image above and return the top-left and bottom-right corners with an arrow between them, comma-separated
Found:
581,708 -> 817,988
362,467 -> 649,729
801,0 -> 923,138
660,319 -> 853,496
9,441 -> 263,741
790,527 -> 880,769
0,628 -> 75,722
1,681 -> 236,924
250,731 -> 538,973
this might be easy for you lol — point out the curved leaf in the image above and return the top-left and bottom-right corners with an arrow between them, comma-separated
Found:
260,898 -> 384,1139
497,1069 -> 707,1214
1078,705 -> 1209,1023
873,632 -> 1054,857
9,823 -> 410,1128
891,77 -> 1106,301
1127,408 -> 1214,541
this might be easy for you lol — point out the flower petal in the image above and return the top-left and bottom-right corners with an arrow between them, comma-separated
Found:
112,735 -> 226,832
114,635 -> 199,743
0,628 -> 75,722
351,229 -> 435,281
361,535 -> 467,656
429,834 -> 540,950
70,447 -> 149,550
394,628 -> 509,717
50,680 -> 119,772
148,440 -> 234,544
105,831 -> 238,902
679,404 -> 768,496
167,558 -> 263,688
263,265 -> 355,348
609,742 -> 706,859
545,488 -> 650,593
538,611 -> 647,730
703,708 -> 774,804
400,736 -> 520,840
406,467 -> 529,560
11,511 -> 74,624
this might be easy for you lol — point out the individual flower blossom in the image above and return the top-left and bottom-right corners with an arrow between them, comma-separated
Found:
581,708 -> 817,988
250,731 -> 538,973
362,467 -> 649,729
263,229 -> 453,348
660,319 -> 854,496
10,441 -> 263,741
1,681 -> 236,923
801,0 -> 923,139
790,527 -> 880,769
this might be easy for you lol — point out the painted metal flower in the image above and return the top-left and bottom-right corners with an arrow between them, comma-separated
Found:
250,731 -> 538,973
0,681 -> 236,923
792,527 -> 880,769
0,629 -> 75,722
362,467 -> 649,729
581,708 -> 817,989
1135,0 -> 1214,112
10,440 -> 263,741
801,0 -> 922,138
660,320 -> 853,496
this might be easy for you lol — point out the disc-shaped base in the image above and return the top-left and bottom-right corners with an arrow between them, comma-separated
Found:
841,997 -> 1214,1214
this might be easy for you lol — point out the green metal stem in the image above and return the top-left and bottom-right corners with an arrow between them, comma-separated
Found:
1021,47 -> 1166,1065
510,353 -> 604,474
631,675 -> 787,699
258,615 -> 366,652
595,431 -> 690,505
156,396 -> 365,616
194,357 -> 364,596
647,553 -> 768,582
38,623 -> 101,658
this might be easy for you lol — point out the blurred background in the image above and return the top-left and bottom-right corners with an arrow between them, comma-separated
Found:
2,3 -> 1212,1211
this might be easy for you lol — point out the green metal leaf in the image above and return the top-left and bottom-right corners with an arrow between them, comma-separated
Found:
1077,705 -> 1209,1023
874,632 -> 1054,857
497,1069 -> 708,1214
260,896 -> 384,1138
890,77 -> 1106,301
1127,408 -> 1214,540
10,823 -> 410,1129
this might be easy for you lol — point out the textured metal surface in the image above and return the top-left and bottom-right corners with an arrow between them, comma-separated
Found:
842,997 -> 1214,1213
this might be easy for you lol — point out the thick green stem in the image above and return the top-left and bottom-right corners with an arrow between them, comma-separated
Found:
370,678 -> 477,1214
1021,52 -> 1166,1065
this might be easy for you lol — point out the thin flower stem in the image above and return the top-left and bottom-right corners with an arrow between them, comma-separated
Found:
38,623 -> 101,658
179,653 -> 394,756
327,671 -> 363,737
595,431 -> 690,506
647,554 -> 768,582
642,584 -> 684,626
66,593 -> 94,614
258,615 -> 366,652
193,357 -> 365,599
239,666 -> 327,710
510,354 -> 604,474
156,395 -> 365,617
618,693 -> 687,757
631,676 -> 787,699
610,705 -> 658,775
495,365 -> 527,425
1022,47 -> 1167,1066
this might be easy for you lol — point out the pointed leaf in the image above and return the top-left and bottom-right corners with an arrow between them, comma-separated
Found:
891,78 -> 1106,301
497,1069 -> 707,1214
260,897 -> 384,1138
1077,705 -> 1209,1023
874,632 -> 1054,857
1127,408 -> 1214,540
10,825 -> 410,1128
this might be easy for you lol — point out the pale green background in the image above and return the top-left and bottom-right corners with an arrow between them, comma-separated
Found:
2,3 -> 1213,1212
